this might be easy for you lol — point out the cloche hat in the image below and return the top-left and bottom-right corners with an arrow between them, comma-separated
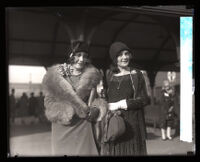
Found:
109,42 -> 132,61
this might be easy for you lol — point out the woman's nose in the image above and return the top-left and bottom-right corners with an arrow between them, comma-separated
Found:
79,56 -> 84,62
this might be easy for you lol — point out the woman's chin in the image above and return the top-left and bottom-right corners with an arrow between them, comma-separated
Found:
74,65 -> 84,70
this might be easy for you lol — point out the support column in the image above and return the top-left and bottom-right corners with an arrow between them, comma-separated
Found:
146,70 -> 157,130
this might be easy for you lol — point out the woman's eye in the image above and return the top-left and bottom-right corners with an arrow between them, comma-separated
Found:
76,54 -> 81,57
117,53 -> 123,57
124,52 -> 131,57
74,52 -> 88,58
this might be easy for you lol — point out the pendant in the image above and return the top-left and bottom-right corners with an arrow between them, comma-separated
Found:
116,77 -> 123,90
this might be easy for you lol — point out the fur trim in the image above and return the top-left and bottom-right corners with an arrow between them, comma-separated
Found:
42,64 -> 101,125
76,65 -> 101,100
44,93 -> 75,125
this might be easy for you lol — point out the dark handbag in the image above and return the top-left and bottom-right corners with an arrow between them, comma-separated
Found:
103,110 -> 126,143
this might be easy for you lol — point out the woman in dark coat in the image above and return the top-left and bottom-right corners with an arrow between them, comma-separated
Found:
159,80 -> 176,140
101,42 -> 149,156
42,41 -> 107,156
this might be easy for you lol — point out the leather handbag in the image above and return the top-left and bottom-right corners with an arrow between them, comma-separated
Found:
103,110 -> 126,143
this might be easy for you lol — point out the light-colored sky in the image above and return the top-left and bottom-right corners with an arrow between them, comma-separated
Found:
9,65 -> 46,83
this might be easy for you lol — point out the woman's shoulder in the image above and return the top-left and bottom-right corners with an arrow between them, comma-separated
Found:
130,67 -> 142,75
84,64 -> 99,73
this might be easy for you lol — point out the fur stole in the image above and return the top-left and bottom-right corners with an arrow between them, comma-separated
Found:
42,64 -> 101,125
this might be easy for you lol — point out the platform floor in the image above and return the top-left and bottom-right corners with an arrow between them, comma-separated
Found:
8,123 -> 195,157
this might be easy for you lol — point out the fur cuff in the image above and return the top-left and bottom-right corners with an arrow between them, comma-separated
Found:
44,94 -> 75,125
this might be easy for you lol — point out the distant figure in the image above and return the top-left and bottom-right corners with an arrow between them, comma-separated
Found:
9,89 -> 16,123
17,92 -> 29,117
28,92 -> 38,117
36,91 -> 46,123
159,80 -> 177,140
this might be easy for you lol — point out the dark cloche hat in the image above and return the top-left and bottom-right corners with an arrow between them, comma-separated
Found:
71,41 -> 89,54
109,42 -> 132,61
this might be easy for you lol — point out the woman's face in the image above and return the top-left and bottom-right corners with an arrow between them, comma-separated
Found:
72,51 -> 88,70
163,81 -> 170,90
117,50 -> 132,68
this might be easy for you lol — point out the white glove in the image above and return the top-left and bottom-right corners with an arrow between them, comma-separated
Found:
108,102 -> 120,111
118,99 -> 128,110
108,99 -> 128,111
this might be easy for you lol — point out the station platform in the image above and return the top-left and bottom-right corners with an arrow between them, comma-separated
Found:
8,122 -> 195,157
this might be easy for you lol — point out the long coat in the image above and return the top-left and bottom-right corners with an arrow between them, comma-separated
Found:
16,95 -> 29,117
159,89 -> 176,128
42,64 -> 106,156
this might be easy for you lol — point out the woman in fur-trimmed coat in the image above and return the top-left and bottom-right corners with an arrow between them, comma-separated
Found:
42,42 -> 107,156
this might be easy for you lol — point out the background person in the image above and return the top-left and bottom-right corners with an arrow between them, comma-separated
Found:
28,92 -> 38,118
9,89 -> 16,123
16,92 -> 29,123
159,80 -> 177,140
36,91 -> 47,123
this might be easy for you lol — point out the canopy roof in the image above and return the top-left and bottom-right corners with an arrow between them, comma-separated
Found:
7,6 -> 193,72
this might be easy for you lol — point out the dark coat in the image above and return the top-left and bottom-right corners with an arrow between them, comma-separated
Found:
101,68 -> 149,155
159,89 -> 176,128
16,95 -> 29,117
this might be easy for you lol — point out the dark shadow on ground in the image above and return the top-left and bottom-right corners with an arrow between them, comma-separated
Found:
146,132 -> 160,140
9,123 -> 51,137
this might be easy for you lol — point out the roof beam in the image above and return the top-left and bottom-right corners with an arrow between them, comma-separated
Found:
151,35 -> 171,61
51,21 -> 60,57
111,14 -> 140,42
9,38 -> 175,52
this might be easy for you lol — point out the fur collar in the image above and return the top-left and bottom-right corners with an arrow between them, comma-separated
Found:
42,63 -> 101,118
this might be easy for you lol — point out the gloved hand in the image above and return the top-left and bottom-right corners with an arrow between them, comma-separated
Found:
86,107 -> 100,122
117,99 -> 128,110
108,99 -> 128,111
108,102 -> 120,111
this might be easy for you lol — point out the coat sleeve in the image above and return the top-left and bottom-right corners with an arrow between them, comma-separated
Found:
126,71 -> 150,110
42,65 -> 89,125
44,93 -> 75,125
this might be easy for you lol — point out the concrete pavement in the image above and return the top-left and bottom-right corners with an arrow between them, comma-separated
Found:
8,123 -> 195,157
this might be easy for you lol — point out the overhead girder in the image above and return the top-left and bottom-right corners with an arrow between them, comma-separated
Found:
51,8 -> 117,45
7,7 -> 183,74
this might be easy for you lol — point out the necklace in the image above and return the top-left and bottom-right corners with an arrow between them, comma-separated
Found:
116,76 -> 124,90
